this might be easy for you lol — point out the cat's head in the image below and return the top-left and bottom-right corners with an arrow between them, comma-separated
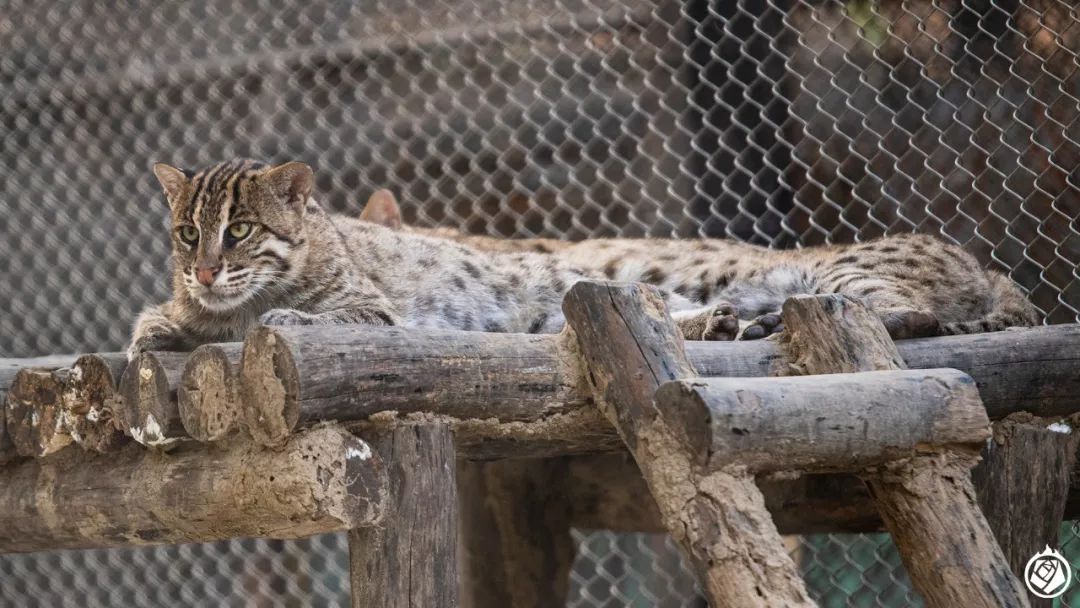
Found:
152,159 -> 313,313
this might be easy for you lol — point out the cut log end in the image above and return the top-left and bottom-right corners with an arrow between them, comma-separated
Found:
7,368 -> 71,458
63,354 -> 129,453
178,345 -> 241,442
240,326 -> 301,448
118,352 -> 187,448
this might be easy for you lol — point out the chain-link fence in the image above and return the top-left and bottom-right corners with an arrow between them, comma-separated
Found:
0,0 -> 1077,605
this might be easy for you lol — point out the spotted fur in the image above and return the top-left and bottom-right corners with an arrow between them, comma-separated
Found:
128,160 -> 720,358
367,193 -> 1040,338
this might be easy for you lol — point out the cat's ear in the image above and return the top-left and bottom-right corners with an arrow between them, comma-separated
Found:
262,162 -> 313,211
359,189 -> 402,229
152,163 -> 189,203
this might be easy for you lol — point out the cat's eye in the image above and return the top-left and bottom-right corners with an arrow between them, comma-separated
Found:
227,222 -> 252,240
178,225 -> 199,244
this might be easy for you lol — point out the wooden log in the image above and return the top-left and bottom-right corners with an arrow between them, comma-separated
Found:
6,368 -> 72,458
655,369 -> 987,473
781,294 -> 1028,608
0,425 -> 385,553
562,281 -> 813,607
177,344 -> 244,442
458,459 -> 574,608
238,325 -> 587,448
231,324 -> 1080,452
0,398 -> 13,464
349,424 -> 458,608
0,355 -> 103,463
61,353 -> 130,452
118,351 -> 190,447
972,416 -> 1080,606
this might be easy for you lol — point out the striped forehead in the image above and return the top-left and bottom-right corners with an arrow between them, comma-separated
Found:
184,160 -> 265,227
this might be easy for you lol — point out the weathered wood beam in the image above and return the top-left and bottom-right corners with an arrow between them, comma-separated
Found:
562,281 -> 813,607
118,351 -> 190,447
349,424 -> 458,608
7,368 -> 71,458
178,344 -> 243,442
458,459 -> 575,608
655,369 -> 987,473
973,415 -> 1079,606
0,425 -> 385,553
227,324 -> 1080,452
238,325 -> 587,448
61,353 -> 130,452
780,294 -> 1028,608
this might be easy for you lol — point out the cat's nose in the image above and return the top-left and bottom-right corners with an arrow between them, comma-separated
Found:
195,265 -> 221,286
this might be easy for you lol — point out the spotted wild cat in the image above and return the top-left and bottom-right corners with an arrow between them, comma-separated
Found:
127,159 -> 734,358
360,189 -> 1040,339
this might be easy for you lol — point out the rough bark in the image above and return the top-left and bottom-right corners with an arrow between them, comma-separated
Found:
62,353 -> 130,452
655,369 -> 987,472
7,368 -> 72,458
0,425 -> 386,553
0,354 -> 122,463
972,416 -> 1080,606
781,294 -> 1029,608
238,324 -> 587,448
118,351 -> 190,447
562,281 -> 813,607
228,324 -> 1080,451
458,459 -> 574,608
0,393 -> 12,465
178,344 -> 243,442
350,424 -> 458,608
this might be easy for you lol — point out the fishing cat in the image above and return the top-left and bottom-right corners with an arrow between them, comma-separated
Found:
360,190 -> 1040,339
128,159 -> 737,358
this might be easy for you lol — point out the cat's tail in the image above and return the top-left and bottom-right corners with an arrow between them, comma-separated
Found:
940,272 -> 1041,335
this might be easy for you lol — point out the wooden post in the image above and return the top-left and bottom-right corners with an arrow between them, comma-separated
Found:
118,351 -> 190,447
62,353 -> 130,452
178,344 -> 243,442
780,294 -> 1029,608
7,368 -> 72,458
562,281 -> 813,607
349,424 -> 459,608
458,459 -> 575,608
654,369 -> 988,473
972,416 -> 1079,606
0,425 -> 386,552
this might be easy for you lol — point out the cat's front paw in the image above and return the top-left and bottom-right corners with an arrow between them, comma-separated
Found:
259,308 -> 317,326
126,334 -> 185,361
737,312 -> 784,341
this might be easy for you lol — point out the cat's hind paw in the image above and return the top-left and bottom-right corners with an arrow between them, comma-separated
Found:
259,308 -> 317,326
675,302 -> 740,341
737,312 -> 784,341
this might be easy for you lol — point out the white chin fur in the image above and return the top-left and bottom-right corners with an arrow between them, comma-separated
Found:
194,290 -> 254,312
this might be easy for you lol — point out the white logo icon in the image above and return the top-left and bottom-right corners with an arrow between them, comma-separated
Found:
1024,545 -> 1071,599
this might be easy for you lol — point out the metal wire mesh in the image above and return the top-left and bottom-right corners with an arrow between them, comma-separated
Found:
0,0 -> 1077,605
